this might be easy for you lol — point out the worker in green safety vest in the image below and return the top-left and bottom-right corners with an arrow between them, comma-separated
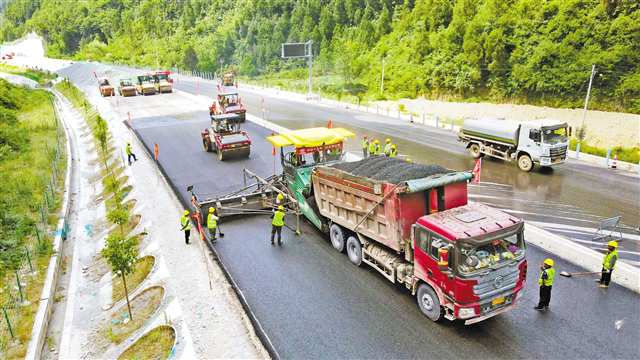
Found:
125,142 -> 137,165
180,210 -> 191,245
374,140 -> 382,155
270,205 -> 285,246
389,144 -> 398,158
384,138 -> 392,156
207,207 -> 219,243
361,135 -> 369,158
367,139 -> 377,156
599,241 -> 618,288
534,258 -> 555,310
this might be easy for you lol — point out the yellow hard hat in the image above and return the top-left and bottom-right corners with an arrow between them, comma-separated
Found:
277,193 -> 284,200
544,258 -> 554,266
375,140 -> 380,144
209,207 -> 215,213
391,144 -> 397,148
386,138 -> 391,143
183,210 -> 190,216
608,240 -> 618,248
278,205 -> 284,211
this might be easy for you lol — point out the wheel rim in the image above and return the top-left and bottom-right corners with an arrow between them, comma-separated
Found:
421,293 -> 434,311
470,144 -> 480,157
519,156 -> 531,170
330,226 -> 343,250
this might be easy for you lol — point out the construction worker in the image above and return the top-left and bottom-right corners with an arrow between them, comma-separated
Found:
534,258 -> 555,310
207,207 -> 219,243
389,144 -> 398,158
368,138 -> 377,157
180,210 -> 191,244
361,135 -> 369,158
599,240 -> 618,288
384,138 -> 392,156
374,139 -> 382,156
270,205 -> 285,246
125,142 -> 137,165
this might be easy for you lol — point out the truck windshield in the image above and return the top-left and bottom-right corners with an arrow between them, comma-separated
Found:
156,74 -> 168,81
457,232 -> 524,276
542,127 -> 567,145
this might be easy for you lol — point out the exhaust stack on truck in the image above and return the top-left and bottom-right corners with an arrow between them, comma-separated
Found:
458,118 -> 569,171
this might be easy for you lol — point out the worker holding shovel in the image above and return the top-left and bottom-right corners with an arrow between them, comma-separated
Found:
599,241 -> 619,288
270,205 -> 286,246
534,258 -> 555,311
207,207 -> 220,243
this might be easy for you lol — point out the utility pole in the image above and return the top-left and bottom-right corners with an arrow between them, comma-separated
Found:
380,57 -> 385,93
581,64 -> 596,130
307,40 -> 313,99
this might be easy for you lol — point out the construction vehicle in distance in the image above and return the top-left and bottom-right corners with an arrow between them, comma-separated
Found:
222,72 -> 235,86
190,127 -> 527,325
135,74 -> 157,95
209,86 -> 246,122
459,118 -> 570,172
98,77 -> 115,97
201,113 -> 251,161
118,78 -> 137,97
152,70 -> 173,93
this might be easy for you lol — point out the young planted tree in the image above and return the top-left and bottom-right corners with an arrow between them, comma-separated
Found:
101,233 -> 138,320
107,205 -> 130,236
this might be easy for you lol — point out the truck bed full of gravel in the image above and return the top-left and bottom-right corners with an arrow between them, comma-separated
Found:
331,156 -> 453,183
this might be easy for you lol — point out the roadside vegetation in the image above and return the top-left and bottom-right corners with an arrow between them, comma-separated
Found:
0,77 -> 65,358
1,0 -> 638,113
569,138 -> 640,164
117,325 -> 175,360
105,286 -> 164,345
0,63 -> 56,86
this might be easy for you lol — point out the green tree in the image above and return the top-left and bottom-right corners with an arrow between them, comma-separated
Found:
101,233 -> 139,320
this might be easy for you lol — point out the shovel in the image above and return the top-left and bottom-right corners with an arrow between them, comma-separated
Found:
559,271 -> 600,278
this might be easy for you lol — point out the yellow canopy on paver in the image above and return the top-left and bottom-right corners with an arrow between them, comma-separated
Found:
267,127 -> 355,148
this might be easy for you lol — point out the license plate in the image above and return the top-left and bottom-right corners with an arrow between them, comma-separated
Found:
491,297 -> 505,306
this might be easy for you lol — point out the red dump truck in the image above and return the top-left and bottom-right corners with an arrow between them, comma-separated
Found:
311,157 -> 527,324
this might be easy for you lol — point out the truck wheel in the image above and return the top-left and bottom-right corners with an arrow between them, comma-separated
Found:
218,150 -> 225,161
417,284 -> 443,322
329,224 -> 345,252
517,154 -> 533,172
469,143 -> 482,159
203,139 -> 213,152
346,236 -> 362,266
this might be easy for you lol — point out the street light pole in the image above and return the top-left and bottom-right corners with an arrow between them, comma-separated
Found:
307,40 -> 313,99
581,64 -> 596,130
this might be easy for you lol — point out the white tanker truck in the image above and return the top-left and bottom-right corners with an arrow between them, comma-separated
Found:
459,118 -> 570,172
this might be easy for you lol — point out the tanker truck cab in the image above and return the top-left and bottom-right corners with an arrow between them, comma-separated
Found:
459,118 -> 569,172
413,203 -> 527,324
518,120 -> 569,169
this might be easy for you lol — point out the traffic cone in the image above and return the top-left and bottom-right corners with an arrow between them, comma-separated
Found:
611,154 -> 618,169
327,119 -> 333,128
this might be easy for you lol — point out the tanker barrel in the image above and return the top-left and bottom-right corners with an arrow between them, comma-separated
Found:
461,118 -> 521,145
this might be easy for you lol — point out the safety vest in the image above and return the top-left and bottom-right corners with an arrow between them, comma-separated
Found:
180,215 -> 191,231
602,250 -> 618,270
374,143 -> 381,155
272,210 -> 285,226
207,213 -> 218,229
538,267 -> 555,287
384,143 -> 392,156
361,139 -> 368,149
125,144 -> 132,155
368,142 -> 377,154
389,148 -> 397,157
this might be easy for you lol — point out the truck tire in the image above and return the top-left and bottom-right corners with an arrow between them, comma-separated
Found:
329,224 -> 345,252
218,150 -> 225,161
468,143 -> 482,159
346,236 -> 362,266
517,154 -> 533,172
203,139 -> 213,152
417,284 -> 443,322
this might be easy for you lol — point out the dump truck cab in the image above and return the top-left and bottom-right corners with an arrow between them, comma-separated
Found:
152,70 -> 173,93
136,74 -> 157,95
267,127 -> 355,230
413,203 -> 526,324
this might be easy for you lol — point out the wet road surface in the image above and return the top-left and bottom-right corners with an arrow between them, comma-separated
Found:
59,62 -> 640,359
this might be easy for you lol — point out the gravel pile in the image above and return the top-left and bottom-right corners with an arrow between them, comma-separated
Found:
331,157 -> 452,183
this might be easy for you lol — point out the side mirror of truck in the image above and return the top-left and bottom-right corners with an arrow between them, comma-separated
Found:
568,127 -> 572,137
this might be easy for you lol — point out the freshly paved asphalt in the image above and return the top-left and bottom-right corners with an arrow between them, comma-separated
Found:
60,62 -> 640,359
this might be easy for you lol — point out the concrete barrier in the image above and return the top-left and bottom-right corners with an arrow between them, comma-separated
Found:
25,93 -> 75,359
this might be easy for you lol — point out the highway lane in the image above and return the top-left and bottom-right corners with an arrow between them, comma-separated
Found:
59,62 -> 640,359
172,77 -> 640,265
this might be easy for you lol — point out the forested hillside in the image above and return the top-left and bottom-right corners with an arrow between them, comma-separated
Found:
1,0 -> 639,112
